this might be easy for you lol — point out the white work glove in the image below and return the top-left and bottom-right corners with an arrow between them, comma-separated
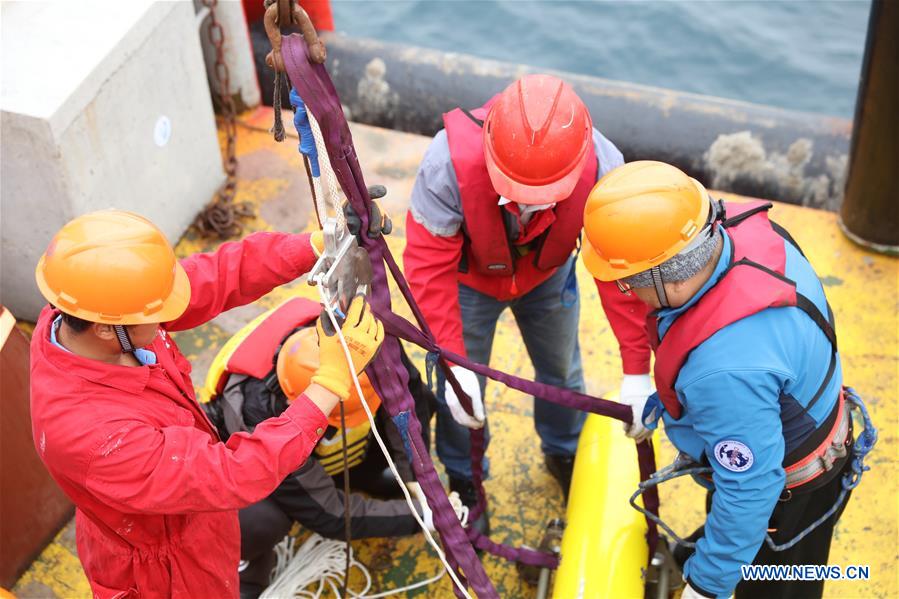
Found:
406,482 -> 435,532
407,482 -> 469,532
444,366 -> 486,429
680,582 -> 723,599
619,374 -> 654,443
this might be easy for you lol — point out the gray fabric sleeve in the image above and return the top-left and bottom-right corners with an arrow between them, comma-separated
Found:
271,459 -> 422,539
592,127 -> 625,180
409,130 -> 464,237
221,374 -> 251,435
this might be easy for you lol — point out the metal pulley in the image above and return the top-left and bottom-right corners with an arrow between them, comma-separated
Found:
308,218 -> 373,321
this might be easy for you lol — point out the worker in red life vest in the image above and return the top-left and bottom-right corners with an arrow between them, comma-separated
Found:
29,210 -> 384,598
582,162 -> 856,599
198,297 -> 437,598
403,74 -> 652,531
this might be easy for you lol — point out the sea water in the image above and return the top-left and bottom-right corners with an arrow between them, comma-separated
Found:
332,0 -> 871,118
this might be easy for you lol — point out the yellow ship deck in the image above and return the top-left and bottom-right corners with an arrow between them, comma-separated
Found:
13,109 -> 897,598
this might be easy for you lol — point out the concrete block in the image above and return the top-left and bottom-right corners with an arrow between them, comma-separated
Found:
1,1 -> 224,320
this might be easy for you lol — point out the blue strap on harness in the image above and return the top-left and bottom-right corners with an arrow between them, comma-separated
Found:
391,410 -> 414,463
629,386 -> 878,552
424,350 -> 440,394
289,88 -> 320,176
841,386 -> 877,490
642,392 -> 663,431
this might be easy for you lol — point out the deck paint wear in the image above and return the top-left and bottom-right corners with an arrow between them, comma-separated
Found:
16,109 -> 896,598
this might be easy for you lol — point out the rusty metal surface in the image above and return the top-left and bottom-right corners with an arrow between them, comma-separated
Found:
840,0 -> 899,251
248,28 -> 853,211
193,0 -> 254,239
0,308 -> 72,588
14,111 -> 896,598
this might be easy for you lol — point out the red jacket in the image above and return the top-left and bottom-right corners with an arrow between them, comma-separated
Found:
30,232 -> 328,599
403,123 -> 651,373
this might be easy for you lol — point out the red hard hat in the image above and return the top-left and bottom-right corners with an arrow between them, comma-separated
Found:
483,74 -> 593,205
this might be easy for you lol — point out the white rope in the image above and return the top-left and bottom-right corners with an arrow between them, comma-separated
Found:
263,532 -> 447,599
315,280 -> 474,599
306,109 -> 345,228
261,534 -> 369,599
287,95 -> 474,598
260,491 -> 468,598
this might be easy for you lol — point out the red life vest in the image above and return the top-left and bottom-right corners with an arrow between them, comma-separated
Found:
202,297 -> 321,403
648,201 -> 838,420
443,97 -> 597,294
202,296 -> 376,475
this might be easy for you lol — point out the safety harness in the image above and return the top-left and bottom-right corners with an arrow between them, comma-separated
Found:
630,202 -> 878,552
649,201 -> 839,420
277,34 -> 659,599
631,387 -> 876,552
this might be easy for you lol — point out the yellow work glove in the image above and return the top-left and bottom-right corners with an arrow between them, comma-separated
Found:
312,296 -> 384,400
311,230 -> 325,257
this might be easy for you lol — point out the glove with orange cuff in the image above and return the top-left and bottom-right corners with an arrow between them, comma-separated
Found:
312,296 -> 384,400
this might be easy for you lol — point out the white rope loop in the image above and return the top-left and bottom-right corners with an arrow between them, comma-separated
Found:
306,108 -> 345,228
257,280 -> 472,599
281,93 -> 472,598
315,279 -> 473,599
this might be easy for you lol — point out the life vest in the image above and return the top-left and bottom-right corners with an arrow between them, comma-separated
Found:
648,201 -> 839,421
199,297 -> 321,404
200,296 -> 373,474
313,424 -> 374,476
443,97 -> 597,285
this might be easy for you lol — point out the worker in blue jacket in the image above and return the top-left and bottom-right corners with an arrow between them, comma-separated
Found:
582,161 -> 856,599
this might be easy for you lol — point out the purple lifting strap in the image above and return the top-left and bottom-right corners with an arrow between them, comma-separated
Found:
281,34 -> 659,596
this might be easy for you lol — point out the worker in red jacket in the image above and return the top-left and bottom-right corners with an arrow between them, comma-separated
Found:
29,210 -> 384,599
403,74 -> 652,532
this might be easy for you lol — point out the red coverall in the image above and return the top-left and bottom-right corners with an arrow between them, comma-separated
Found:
30,232 -> 328,598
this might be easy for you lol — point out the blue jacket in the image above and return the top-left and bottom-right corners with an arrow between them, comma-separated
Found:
657,230 -> 841,597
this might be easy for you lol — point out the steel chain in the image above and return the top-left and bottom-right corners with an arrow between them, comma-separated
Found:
194,0 -> 254,239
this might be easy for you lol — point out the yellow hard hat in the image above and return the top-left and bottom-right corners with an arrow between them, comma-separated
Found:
276,327 -> 380,428
35,210 -> 190,324
581,161 -> 710,281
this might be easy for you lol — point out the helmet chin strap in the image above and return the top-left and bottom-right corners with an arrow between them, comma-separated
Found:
113,324 -> 136,353
645,199 -> 720,310
650,266 -> 670,309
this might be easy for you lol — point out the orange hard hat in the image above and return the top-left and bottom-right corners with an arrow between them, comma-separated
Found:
35,210 -> 190,324
581,161 -> 711,281
483,74 -> 593,205
276,327 -> 381,428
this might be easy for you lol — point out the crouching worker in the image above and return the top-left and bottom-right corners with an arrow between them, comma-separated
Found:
30,210 -> 383,598
582,162 -> 866,599
198,297 -> 437,598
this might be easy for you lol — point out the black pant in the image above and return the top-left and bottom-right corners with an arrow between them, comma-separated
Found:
736,460 -> 852,599
238,500 -> 292,588
675,457 -> 852,599
238,349 -> 437,592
